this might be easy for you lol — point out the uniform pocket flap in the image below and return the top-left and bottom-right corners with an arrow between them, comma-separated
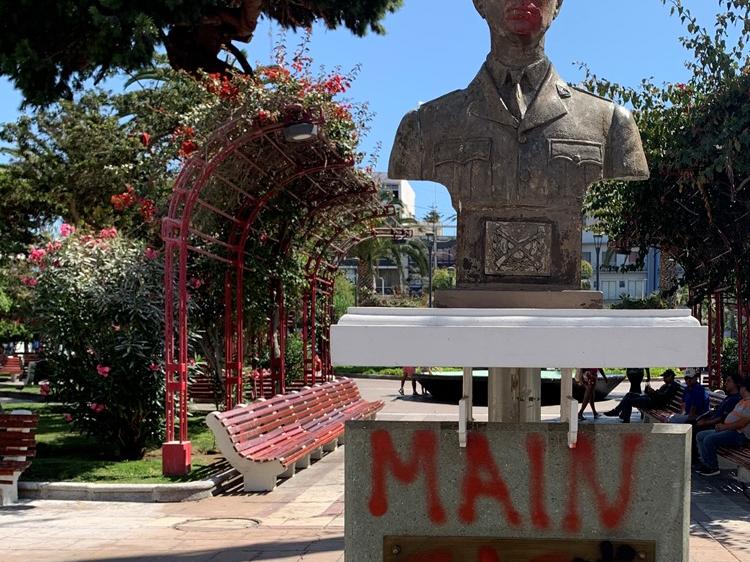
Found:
549,139 -> 603,166
435,138 -> 492,166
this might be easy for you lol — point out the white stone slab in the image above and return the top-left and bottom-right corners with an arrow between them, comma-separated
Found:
331,307 -> 707,368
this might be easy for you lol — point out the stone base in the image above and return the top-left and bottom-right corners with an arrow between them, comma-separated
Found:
435,289 -> 603,309
345,421 -> 690,562
162,441 -> 192,476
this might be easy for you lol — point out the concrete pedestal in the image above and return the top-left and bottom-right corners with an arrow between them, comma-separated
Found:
345,421 -> 691,562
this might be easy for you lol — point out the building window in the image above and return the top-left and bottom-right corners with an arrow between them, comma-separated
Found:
600,280 -> 619,301
627,280 -> 646,299
582,251 -> 592,264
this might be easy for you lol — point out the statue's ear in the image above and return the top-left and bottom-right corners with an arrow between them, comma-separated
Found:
472,0 -> 486,19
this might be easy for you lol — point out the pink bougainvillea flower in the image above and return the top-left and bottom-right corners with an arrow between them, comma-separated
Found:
60,223 -> 76,237
63,413 -> 73,423
96,365 -> 111,378
188,277 -> 204,289
139,199 -> 156,222
144,247 -> 159,260
148,363 -> 160,372
179,139 -> 198,158
112,324 -> 121,332
28,247 -> 47,264
111,185 -> 137,211
98,227 -> 118,239
89,403 -> 106,413
21,276 -> 38,287
256,109 -> 272,125
45,240 -> 62,253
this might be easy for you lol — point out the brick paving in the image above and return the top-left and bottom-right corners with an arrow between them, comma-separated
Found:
1,378 -> 748,561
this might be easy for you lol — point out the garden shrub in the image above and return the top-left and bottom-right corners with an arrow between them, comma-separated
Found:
28,227 -> 165,460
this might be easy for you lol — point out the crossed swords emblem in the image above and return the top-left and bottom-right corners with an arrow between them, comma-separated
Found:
491,224 -> 548,272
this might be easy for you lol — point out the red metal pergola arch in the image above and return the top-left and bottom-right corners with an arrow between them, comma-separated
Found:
161,114 -> 388,474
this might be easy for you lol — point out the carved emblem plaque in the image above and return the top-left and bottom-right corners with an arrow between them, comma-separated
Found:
383,536 -> 656,562
485,220 -> 552,276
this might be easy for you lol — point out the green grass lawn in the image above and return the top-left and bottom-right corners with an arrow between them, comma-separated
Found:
5,401 -> 222,484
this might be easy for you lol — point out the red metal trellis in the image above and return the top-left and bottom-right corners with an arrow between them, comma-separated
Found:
161,115 -> 386,475
707,292 -> 724,390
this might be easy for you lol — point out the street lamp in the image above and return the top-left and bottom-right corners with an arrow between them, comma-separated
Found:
284,122 -> 318,142
425,233 -> 434,308
593,234 -> 604,291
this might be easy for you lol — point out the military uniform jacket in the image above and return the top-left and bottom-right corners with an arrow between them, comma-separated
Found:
388,59 -> 649,288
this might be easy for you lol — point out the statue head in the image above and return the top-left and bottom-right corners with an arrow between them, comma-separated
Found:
473,0 -> 563,46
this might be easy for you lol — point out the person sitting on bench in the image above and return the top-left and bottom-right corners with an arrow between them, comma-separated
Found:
695,377 -> 750,476
684,373 -> 743,463
669,369 -> 709,423
604,369 -> 680,423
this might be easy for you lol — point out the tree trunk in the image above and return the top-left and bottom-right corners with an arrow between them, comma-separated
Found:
357,258 -> 376,306
660,251 -> 679,307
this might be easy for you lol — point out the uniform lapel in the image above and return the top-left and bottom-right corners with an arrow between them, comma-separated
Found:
519,65 -> 569,134
467,65 -> 520,129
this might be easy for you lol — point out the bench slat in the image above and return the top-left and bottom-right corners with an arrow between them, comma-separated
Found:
210,378 -> 383,470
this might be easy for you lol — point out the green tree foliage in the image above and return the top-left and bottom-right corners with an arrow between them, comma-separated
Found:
29,229 -> 168,460
333,272 -> 355,321
432,268 -> 456,290
722,337 -> 739,377
610,293 -> 669,310
580,260 -> 593,290
0,0 -> 403,106
583,0 -> 750,302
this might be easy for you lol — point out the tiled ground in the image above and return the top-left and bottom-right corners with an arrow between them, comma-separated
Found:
1,378 -> 749,561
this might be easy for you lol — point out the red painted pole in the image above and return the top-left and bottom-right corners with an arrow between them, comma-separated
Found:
177,243 -> 189,443
278,286 -> 287,395
235,257 -> 245,407
163,242 -> 176,444
223,267 -> 235,411
302,290 -> 310,385
711,293 -> 724,389
310,278 -> 317,386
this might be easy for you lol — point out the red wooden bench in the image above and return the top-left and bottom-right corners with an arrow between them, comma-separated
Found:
0,357 -> 24,382
206,378 -> 383,491
0,410 -> 38,505
641,388 -> 750,484
639,385 -> 685,423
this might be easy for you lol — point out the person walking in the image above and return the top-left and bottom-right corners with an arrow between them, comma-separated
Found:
399,366 -> 419,396
625,367 -> 650,394
578,368 -> 607,420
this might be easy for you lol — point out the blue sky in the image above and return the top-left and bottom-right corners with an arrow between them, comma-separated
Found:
0,0 -> 721,228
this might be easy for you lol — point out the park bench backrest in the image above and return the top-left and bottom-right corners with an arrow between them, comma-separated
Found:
0,413 -> 38,460
214,378 -> 362,450
0,357 -> 23,374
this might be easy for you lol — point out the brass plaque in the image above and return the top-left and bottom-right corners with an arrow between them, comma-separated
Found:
383,536 -> 655,562
485,220 -> 552,277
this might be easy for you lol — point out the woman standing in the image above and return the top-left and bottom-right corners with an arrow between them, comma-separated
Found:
625,367 -> 651,394
578,368 -> 608,420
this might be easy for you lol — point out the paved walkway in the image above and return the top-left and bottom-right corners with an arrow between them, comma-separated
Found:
2,378 -> 749,561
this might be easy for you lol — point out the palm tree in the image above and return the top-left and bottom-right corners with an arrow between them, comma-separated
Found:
350,236 -> 427,304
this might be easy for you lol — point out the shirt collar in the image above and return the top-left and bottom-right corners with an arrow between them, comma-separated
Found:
486,56 -> 551,91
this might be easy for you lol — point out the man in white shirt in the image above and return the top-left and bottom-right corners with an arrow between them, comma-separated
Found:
696,378 -> 750,476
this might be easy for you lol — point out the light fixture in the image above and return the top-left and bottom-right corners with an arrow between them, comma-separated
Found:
284,122 -> 318,142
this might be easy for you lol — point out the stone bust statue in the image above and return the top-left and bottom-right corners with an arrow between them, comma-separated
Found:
388,0 -> 649,290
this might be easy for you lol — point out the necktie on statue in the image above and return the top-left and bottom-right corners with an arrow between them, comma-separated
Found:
504,71 -> 528,120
